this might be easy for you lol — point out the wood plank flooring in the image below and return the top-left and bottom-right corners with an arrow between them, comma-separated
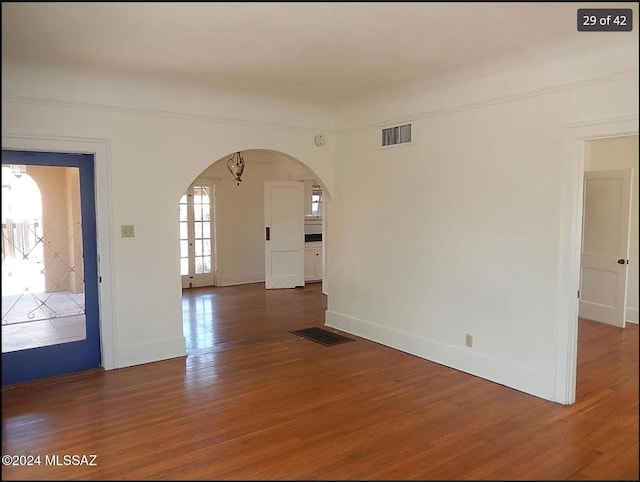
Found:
1,282 -> 638,480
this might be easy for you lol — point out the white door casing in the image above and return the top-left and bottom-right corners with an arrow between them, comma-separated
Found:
264,181 -> 304,289
579,169 -> 632,327
556,117 -> 638,406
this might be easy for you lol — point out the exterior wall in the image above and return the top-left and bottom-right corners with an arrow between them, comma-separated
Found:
26,166 -> 82,294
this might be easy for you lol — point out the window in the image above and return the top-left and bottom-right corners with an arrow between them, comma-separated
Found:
311,185 -> 322,216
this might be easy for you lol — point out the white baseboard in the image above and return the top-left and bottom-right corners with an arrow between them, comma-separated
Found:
116,336 -> 186,369
626,307 -> 639,324
325,310 -> 555,402
216,272 -> 264,287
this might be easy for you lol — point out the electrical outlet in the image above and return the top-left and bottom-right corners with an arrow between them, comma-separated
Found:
465,333 -> 473,348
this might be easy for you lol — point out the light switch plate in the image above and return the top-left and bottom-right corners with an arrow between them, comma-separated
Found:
121,225 -> 135,238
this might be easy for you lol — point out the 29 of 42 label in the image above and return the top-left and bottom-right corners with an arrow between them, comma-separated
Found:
578,9 -> 633,32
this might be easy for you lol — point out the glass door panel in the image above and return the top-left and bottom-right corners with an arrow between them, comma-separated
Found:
2,151 -> 100,385
180,183 -> 215,288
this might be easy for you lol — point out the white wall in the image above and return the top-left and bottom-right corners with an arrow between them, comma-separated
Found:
329,43 -> 639,402
2,63 -> 334,369
197,151 -> 316,286
584,136 -> 639,324
2,40 -> 638,404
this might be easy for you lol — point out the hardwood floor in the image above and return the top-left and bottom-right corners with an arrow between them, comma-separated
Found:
2,282 -> 638,480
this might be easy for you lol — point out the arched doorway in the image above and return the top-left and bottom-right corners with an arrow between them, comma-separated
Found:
179,149 -> 329,355
2,165 -> 45,295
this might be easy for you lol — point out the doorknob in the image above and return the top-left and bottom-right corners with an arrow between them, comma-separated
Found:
617,259 -> 626,265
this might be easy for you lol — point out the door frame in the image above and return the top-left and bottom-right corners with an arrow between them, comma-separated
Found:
557,115 -> 638,404
2,134 -> 116,370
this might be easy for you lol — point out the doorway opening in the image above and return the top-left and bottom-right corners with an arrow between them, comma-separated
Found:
558,119 -> 638,405
179,149 -> 329,356
579,135 -> 637,328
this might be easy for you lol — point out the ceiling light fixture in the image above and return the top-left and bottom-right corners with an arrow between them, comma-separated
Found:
226,151 -> 245,186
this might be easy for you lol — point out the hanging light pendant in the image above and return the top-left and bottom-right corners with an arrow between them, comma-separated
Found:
226,151 -> 245,186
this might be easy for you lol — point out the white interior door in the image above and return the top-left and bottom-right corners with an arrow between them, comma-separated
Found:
579,169 -> 632,327
264,181 -> 304,289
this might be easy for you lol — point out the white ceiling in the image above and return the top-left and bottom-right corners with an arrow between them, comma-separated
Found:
2,2 -> 638,107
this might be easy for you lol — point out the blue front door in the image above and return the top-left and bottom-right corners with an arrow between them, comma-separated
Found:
1,150 -> 101,385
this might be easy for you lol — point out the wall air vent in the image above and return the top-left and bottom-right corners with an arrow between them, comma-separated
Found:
381,123 -> 412,147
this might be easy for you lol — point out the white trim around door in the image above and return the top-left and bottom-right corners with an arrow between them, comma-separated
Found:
556,116 -> 639,405
1,134 -> 117,370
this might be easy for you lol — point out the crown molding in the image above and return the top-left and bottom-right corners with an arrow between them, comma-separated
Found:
3,68 -> 637,136
1,94 -> 334,134
337,69 -> 639,133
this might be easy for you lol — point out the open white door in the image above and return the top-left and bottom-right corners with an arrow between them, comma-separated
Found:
264,181 -> 304,289
579,169 -> 632,327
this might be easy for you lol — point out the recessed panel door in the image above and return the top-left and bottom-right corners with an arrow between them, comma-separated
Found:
264,181 -> 304,289
579,169 -> 632,327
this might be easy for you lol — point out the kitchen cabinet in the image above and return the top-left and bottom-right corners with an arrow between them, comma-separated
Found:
304,243 -> 322,282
